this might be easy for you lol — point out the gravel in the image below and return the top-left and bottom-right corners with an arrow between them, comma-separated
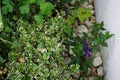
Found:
97,66 -> 104,76
93,57 -> 103,67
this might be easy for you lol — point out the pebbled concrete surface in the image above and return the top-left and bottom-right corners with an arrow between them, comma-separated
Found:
94,0 -> 120,80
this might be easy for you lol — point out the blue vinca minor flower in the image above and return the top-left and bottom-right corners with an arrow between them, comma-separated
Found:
84,40 -> 92,58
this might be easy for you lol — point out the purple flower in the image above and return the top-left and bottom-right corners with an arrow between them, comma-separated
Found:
52,0 -> 57,3
84,40 -> 92,58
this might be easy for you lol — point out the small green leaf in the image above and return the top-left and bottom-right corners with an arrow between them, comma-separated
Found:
2,0 -> 14,14
85,60 -> 93,67
8,4 -> 14,12
105,31 -> 114,39
72,43 -> 84,57
2,0 -> 10,4
82,65 -> 88,72
72,56 -> 80,64
20,5 -> 30,14
67,17 -> 75,26
40,2 -> 54,16
2,6 -> 8,14
93,38 -> 100,45
99,32 -> 105,43
45,69 -> 50,77
63,26 -> 73,36
13,40 -> 20,47
37,0 -> 45,4
70,64 -> 80,74
0,56 -> 4,64
43,53 -> 50,60
34,14 -> 44,24
101,42 -> 108,47
83,32 -> 88,38
91,45 -> 99,54
29,0 -> 36,4
2,4 -> 14,14
99,21 -> 106,30
77,8 -> 92,22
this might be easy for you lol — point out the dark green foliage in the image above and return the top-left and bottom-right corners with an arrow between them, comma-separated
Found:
0,0 -> 113,80
68,22 -> 114,74
0,56 -> 4,65
7,16 -> 80,80
2,0 -> 14,15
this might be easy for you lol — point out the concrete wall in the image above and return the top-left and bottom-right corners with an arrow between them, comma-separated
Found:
94,0 -> 120,80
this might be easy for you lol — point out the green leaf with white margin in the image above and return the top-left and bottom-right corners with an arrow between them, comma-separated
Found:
70,64 -> 80,74
20,5 -> 30,14
40,2 -> 54,16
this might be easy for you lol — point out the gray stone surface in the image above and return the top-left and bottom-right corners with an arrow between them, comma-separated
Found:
97,66 -> 104,77
78,25 -> 88,37
94,0 -> 120,80
93,57 -> 102,67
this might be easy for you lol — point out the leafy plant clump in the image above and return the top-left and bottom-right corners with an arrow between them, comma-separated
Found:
70,22 -> 114,73
7,16 -> 79,80
0,0 -> 114,80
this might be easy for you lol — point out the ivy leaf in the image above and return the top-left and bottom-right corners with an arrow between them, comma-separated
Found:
34,14 -> 44,24
77,8 -> 92,22
20,5 -> 30,14
40,2 -> 54,16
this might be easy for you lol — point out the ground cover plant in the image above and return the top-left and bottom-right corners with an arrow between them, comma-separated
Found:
0,0 -> 113,80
